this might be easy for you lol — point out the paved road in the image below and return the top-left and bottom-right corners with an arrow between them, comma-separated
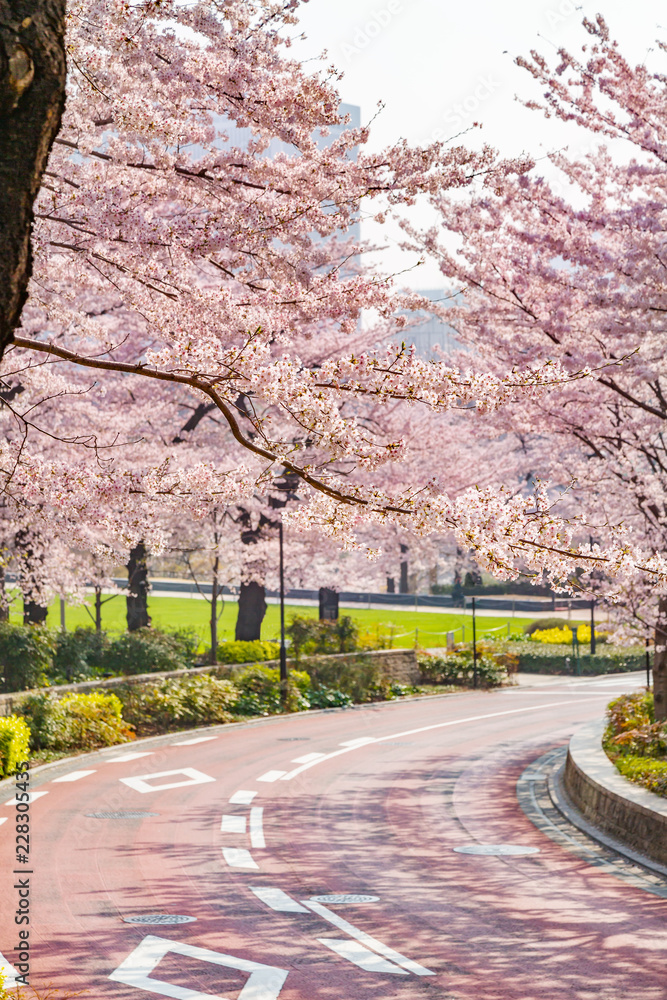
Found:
1,673 -> 665,999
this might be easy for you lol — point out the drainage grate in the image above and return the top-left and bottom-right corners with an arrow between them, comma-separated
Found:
85,811 -> 159,819
122,914 -> 196,925
309,894 -> 379,904
453,844 -> 540,857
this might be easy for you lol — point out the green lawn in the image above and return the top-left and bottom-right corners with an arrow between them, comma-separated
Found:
9,593 -> 586,650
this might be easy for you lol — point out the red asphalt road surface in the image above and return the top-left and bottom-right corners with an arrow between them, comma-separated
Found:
1,674 -> 665,1000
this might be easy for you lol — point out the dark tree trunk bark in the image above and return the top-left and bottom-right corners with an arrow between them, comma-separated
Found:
23,599 -> 47,625
0,0 -> 67,357
319,587 -> 339,621
95,587 -> 102,632
386,577 -> 395,594
127,541 -> 150,631
235,581 -> 266,641
654,597 -> 667,722
399,544 -> 409,594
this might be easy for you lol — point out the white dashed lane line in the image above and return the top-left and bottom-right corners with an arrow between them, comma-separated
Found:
222,847 -> 259,869
171,736 -> 218,746
4,791 -> 49,805
291,752 -> 326,764
103,752 -> 155,762
249,807 -> 265,848
0,817 -> 7,826
221,815 -> 247,834
257,770 -> 288,783
249,887 -> 308,913
229,790 -> 257,804
51,770 -> 97,783
316,938 -> 409,975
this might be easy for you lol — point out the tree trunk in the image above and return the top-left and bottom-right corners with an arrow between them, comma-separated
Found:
235,581 -> 266,641
386,577 -> 395,594
399,544 -> 409,594
654,597 -> 667,722
210,554 -> 219,664
319,587 -> 339,621
127,541 -> 150,631
0,0 -> 67,357
0,563 -> 8,622
23,599 -> 47,625
95,587 -> 102,633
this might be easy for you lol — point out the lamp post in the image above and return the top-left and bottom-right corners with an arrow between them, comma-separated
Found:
472,596 -> 478,689
278,520 -> 287,705
590,599 -> 596,655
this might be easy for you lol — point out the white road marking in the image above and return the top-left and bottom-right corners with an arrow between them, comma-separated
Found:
109,934 -> 288,999
280,698 -> 601,782
316,938 -> 409,975
103,752 -> 155,762
257,770 -> 288,782
120,768 -> 215,794
0,951 -> 20,987
0,817 -> 8,826
304,900 -> 435,976
222,847 -> 259,870
51,769 -> 97,783
339,738 -> 376,747
250,807 -> 265,848
291,752 -> 326,764
5,791 -> 49,805
171,736 -> 218,746
221,815 -> 247,834
230,790 -> 257,804
249,887 -> 309,913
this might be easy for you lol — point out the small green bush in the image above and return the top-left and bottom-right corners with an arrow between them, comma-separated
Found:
287,616 -> 360,661
119,674 -> 239,735
52,627 -> 110,683
523,618 -> 572,636
0,623 -> 55,693
0,715 -> 31,776
20,691 -> 134,751
215,640 -> 280,664
508,642 -> 644,675
101,628 -> 198,675
231,664 -> 310,714
308,686 -> 353,709
603,691 -> 667,797
418,648 -> 508,687
614,756 -> 667,797
304,653 -> 385,703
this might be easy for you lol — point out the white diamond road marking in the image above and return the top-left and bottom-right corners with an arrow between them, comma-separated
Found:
317,938 -> 408,975
104,752 -> 155,762
230,790 -> 257,805
256,770 -> 287,783
109,934 -> 288,1000
221,814 -> 247,834
291,752 -> 325,764
51,770 -> 97,783
304,901 -> 435,976
223,847 -> 259,870
249,887 -> 309,913
249,807 -> 265,849
171,736 -> 218,746
119,769 -> 215,794
5,791 -> 49,805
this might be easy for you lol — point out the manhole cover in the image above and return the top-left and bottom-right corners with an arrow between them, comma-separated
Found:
122,914 -> 196,925
453,844 -> 540,856
309,894 -> 379,904
85,811 -> 159,819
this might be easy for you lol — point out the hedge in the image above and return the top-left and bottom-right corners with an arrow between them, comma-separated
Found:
0,715 -> 31,777
20,691 -> 135,752
0,624 -> 55,693
510,642 -> 645,675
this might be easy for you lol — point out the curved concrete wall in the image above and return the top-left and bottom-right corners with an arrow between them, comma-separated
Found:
564,719 -> 667,868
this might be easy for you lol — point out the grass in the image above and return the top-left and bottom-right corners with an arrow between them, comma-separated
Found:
8,592 -> 586,650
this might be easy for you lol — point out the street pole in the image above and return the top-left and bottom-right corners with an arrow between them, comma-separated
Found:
472,596 -> 478,689
590,600 -> 596,655
279,521 -> 287,706
646,634 -> 651,690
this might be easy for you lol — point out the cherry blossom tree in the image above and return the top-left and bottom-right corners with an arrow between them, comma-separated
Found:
406,15 -> 667,713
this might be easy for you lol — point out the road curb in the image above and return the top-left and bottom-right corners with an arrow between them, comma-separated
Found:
562,718 -> 667,869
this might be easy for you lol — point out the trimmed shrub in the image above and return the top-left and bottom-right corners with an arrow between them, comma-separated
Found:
614,757 -> 667,796
20,691 -> 134,751
52,627 -> 110,683
303,653 -> 386,703
0,623 -> 55,693
231,664 -> 310,714
417,650 -> 508,688
530,625 -> 606,645
512,643 -> 644,675
215,640 -> 280,665
101,628 -> 198,675
0,715 -> 31,777
287,616 -> 360,661
308,686 -> 353,709
603,691 -> 667,798
119,674 -> 239,735
523,618 -> 571,636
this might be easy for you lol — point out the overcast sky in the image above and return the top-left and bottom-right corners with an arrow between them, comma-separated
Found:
288,0 -> 665,285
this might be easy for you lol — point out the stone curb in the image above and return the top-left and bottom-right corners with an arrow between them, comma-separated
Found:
563,718 -> 667,868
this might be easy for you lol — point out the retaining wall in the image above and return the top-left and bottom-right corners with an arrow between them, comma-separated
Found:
564,719 -> 667,868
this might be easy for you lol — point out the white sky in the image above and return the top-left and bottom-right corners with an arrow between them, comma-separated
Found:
289,0 -> 666,285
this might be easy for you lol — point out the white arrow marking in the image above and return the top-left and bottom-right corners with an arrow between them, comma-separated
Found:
119,769 -> 215,793
304,900 -> 434,976
109,935 -> 288,1000
249,887 -> 308,913
316,938 -> 409,975
249,807 -> 265,848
